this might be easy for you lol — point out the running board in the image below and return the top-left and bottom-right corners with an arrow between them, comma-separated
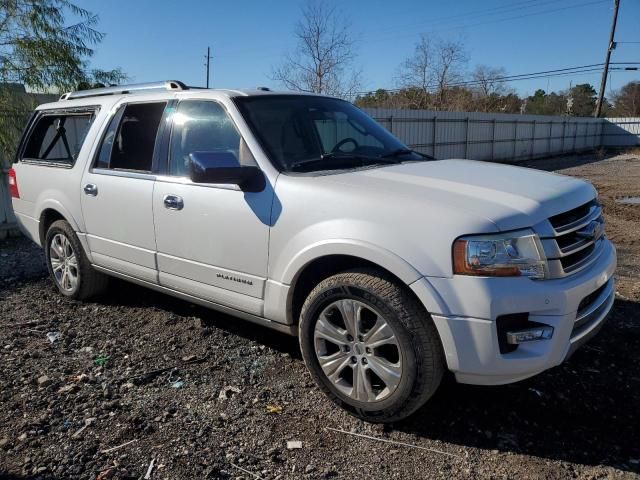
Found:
92,265 -> 297,336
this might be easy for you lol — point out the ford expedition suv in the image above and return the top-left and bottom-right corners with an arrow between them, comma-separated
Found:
9,81 -> 616,422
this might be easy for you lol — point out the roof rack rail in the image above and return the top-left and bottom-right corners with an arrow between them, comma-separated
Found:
59,80 -> 188,101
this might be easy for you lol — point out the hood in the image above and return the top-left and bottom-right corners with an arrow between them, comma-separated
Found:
320,159 -> 596,231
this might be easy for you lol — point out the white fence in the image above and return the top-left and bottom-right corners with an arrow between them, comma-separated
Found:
362,108 -> 639,161
1,110 -> 639,237
602,117 -> 640,147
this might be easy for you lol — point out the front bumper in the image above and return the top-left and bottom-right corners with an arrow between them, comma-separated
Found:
415,239 -> 616,385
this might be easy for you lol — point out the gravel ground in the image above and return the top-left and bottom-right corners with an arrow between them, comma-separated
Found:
1,151 -> 639,480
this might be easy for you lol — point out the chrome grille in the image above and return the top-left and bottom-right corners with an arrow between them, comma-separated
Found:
540,200 -> 606,278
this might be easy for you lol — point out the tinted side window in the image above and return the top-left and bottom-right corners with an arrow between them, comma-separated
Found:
94,106 -> 125,169
22,112 -> 95,165
169,100 -> 254,177
95,102 -> 165,172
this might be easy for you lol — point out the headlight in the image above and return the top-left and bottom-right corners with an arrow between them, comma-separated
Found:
453,230 -> 546,279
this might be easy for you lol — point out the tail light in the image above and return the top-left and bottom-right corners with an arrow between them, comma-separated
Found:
8,168 -> 19,198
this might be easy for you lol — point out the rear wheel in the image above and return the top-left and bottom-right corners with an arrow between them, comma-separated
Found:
299,268 -> 445,423
45,220 -> 107,300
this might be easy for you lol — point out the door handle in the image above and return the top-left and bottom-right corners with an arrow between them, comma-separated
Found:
83,184 -> 98,196
163,194 -> 184,210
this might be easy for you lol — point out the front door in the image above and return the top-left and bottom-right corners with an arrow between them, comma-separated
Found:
152,99 -> 272,315
81,101 -> 167,283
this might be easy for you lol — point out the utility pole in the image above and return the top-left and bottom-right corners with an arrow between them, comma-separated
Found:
205,46 -> 212,88
594,0 -> 620,117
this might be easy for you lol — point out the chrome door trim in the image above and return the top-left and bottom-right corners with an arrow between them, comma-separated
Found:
90,168 -> 156,181
154,174 -> 242,191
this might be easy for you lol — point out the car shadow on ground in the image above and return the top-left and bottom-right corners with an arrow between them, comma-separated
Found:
5,269 -> 638,474
396,297 -> 640,473
99,278 -> 640,473
95,278 -> 302,357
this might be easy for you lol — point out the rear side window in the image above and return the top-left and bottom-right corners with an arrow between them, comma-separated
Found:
22,112 -> 95,165
94,102 -> 166,172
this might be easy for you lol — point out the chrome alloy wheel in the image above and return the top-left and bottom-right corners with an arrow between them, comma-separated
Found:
313,299 -> 403,402
49,233 -> 78,292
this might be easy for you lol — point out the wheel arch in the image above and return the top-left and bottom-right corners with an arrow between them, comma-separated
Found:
37,203 -> 90,260
39,207 -> 70,245
282,240 -> 443,327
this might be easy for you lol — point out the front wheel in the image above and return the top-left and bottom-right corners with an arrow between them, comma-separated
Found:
45,220 -> 107,300
299,269 -> 445,423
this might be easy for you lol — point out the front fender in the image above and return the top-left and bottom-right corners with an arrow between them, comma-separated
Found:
268,239 -> 449,326
281,238 -> 423,286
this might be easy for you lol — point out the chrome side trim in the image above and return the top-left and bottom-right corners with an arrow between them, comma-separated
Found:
92,265 -> 297,336
90,168 -> 156,181
20,160 -> 74,169
154,175 -> 241,191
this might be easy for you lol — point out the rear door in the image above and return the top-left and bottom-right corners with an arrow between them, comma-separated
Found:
80,101 -> 169,283
152,99 -> 272,315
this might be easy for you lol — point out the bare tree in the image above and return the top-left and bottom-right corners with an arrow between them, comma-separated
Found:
471,65 -> 508,97
271,0 -> 360,98
397,34 -> 467,110
433,39 -> 467,109
469,65 -> 514,112
396,34 -> 434,106
611,81 -> 640,116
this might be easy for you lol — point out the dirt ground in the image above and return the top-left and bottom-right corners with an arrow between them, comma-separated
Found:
0,150 -> 639,480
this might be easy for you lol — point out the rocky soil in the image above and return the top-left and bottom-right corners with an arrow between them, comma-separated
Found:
1,151 -> 639,479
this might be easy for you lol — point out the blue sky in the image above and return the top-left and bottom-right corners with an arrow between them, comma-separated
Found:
77,0 -> 640,97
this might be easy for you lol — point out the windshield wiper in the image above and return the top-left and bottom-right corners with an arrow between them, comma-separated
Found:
381,148 -> 434,160
290,152 -> 399,171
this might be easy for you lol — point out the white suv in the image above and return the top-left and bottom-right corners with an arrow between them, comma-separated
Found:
9,81 -> 616,422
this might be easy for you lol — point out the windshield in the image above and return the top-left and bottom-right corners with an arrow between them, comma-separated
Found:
234,95 -> 426,172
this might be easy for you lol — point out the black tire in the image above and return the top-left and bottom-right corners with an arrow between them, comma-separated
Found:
299,268 -> 445,423
44,220 -> 108,300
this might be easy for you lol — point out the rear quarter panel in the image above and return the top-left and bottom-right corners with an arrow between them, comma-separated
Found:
11,103 -> 113,244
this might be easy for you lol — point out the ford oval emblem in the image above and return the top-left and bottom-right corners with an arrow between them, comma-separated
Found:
576,220 -> 602,240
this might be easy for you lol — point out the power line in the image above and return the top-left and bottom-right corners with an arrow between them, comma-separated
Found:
351,63 -> 639,97
354,65 -> 602,95
363,0 -> 609,46
371,0 -> 564,38
212,0 -> 607,60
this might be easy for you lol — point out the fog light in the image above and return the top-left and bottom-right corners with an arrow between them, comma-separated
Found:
506,326 -> 554,345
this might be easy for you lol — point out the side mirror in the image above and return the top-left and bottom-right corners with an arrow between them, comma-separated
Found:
189,151 -> 264,191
